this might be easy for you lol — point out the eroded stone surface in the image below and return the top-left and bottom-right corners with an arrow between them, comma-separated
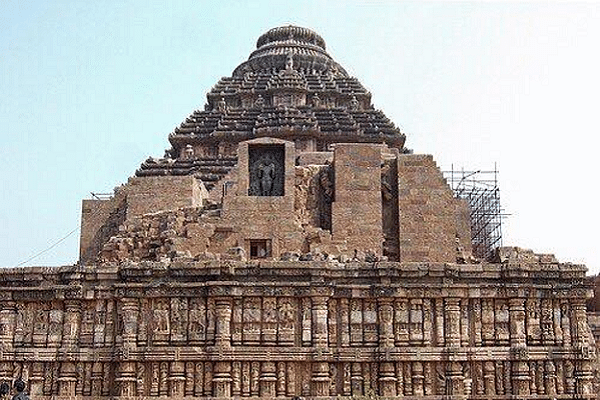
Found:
1,25 -> 596,400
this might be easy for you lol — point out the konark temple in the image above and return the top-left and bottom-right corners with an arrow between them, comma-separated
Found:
0,25 -> 598,399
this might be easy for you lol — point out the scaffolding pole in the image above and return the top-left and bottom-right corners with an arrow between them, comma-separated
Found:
444,164 -> 506,261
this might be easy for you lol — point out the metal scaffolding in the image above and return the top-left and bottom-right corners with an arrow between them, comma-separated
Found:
444,164 -> 506,261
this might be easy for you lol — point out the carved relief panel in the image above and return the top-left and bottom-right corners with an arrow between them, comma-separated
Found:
248,144 -> 285,196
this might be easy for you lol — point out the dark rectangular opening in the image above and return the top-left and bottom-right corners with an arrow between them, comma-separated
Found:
249,239 -> 271,259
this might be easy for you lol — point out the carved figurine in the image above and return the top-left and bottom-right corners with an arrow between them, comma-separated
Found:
258,162 -> 276,196
11,380 -> 29,400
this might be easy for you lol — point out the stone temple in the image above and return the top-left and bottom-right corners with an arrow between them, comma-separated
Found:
0,25 -> 597,399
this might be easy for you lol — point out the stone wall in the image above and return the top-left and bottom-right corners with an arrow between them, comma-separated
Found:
82,141 -> 472,265
331,144 -> 384,258
79,176 -> 208,264
0,258 -> 595,399
397,154 -> 472,263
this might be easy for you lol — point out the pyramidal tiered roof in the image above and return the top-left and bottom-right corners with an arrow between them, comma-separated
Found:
137,26 -> 406,187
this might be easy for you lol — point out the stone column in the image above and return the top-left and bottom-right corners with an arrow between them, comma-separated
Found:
169,361 -> 186,397
511,357 -> 530,397
351,363 -> 364,396
379,362 -> 397,397
62,300 -> 81,347
0,301 -> 16,350
572,299 -> 594,396
121,298 -> 139,348
434,298 -> 444,346
483,361 -> 495,396
116,361 -> 136,397
509,298 -> 526,347
445,361 -> 464,396
259,362 -> 277,398
215,297 -> 233,348
312,297 -> 329,348
339,298 -> 350,346
58,362 -> 77,397
445,298 -> 461,347
311,362 -> 330,397
378,298 -> 394,348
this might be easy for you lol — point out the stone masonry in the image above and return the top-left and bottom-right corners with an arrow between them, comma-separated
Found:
0,25 -> 596,399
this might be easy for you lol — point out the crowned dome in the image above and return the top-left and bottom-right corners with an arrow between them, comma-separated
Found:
233,25 -> 347,77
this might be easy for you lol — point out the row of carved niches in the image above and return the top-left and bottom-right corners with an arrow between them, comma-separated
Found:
2,359 -> 590,398
1,297 -> 582,349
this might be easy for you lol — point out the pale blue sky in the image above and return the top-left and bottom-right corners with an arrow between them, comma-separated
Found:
1,1 -> 599,273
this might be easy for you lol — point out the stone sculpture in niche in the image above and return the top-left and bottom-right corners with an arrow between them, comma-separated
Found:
248,145 -> 284,196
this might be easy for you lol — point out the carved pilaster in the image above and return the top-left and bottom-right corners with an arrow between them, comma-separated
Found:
194,362 -> 204,396
328,299 -> 338,347
159,361 -> 169,396
395,362 -> 404,396
409,299 -> 423,345
215,297 -> 232,348
301,298 -> 312,346
364,300 -> 377,346
351,363 -> 363,396
116,361 -> 136,397
250,362 -> 259,397
379,362 -> 396,397
0,302 -> 16,350
277,298 -> 295,346
572,299 -> 595,396
58,362 -> 77,397
460,299 -> 469,347
232,298 -> 242,345
339,298 -> 350,347
262,297 -> 277,345
311,362 -> 330,396
378,298 -> 394,348
412,361 -> 424,396
526,298 -> 541,345
91,362 -> 103,396
483,361 -> 495,396
240,362 -> 250,396
545,360 -> 557,396
231,361 -> 241,397
541,299 -> 555,345
93,300 -> 106,346
553,300 -> 564,345
62,300 -> 80,347
560,301 -> 571,346
312,296 -> 328,348
260,362 -> 276,397
120,298 -> 139,348
445,298 -> 461,347
495,300 -> 509,345
138,363 -> 147,397
276,362 -> 286,397
29,362 -> 44,396
509,298 -> 526,347
482,299 -> 495,345
434,298 -> 444,346
423,299 -> 432,346
170,297 -> 188,342
350,299 -> 363,345
138,299 -> 148,346
472,299 -> 482,346
445,361 -> 464,396
213,361 -> 231,398
286,362 -> 295,396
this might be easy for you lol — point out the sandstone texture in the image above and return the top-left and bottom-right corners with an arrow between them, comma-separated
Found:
0,25 -> 596,399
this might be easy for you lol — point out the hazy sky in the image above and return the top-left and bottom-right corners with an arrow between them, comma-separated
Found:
1,1 -> 599,273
